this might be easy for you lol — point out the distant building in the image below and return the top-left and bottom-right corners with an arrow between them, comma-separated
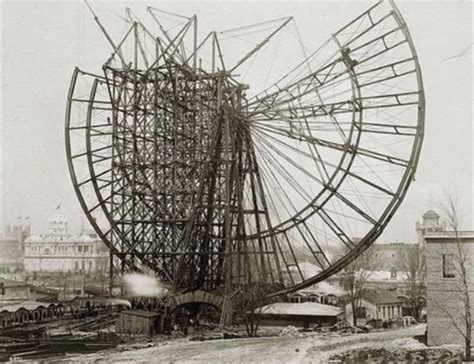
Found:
365,270 -> 409,292
23,212 -> 109,274
425,230 -> 474,347
0,224 -> 30,272
288,280 -> 345,306
0,277 -> 30,302
372,242 -> 418,272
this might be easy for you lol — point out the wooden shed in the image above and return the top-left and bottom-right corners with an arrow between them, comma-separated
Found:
116,310 -> 161,337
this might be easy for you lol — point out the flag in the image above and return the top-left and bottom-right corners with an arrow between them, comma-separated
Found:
56,204 -> 61,210
24,216 -> 29,220
17,216 -> 22,220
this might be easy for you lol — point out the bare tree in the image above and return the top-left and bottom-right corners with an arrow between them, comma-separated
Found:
339,247 -> 377,326
400,249 -> 426,321
233,282 -> 276,337
436,194 -> 472,361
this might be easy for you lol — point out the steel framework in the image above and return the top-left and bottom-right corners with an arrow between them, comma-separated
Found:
66,0 -> 424,297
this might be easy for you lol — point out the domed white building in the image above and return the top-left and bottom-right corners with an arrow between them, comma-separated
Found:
24,212 -> 109,274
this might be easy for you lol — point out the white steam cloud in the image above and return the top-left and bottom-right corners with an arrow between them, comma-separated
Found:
122,273 -> 169,298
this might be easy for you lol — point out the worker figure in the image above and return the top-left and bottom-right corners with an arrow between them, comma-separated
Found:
163,313 -> 172,335
182,309 -> 190,337
177,308 -> 190,337
341,47 -> 358,70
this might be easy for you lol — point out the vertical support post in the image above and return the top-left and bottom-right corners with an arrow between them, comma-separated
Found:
109,251 -> 114,296
193,16 -> 198,70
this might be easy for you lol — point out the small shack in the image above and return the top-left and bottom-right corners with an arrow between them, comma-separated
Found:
256,302 -> 343,329
116,310 -> 161,337
0,278 -> 30,301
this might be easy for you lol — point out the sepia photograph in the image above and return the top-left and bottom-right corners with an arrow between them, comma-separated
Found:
0,0 -> 472,362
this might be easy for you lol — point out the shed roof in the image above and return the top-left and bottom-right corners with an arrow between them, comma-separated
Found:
258,302 -> 343,317
120,309 -> 160,319
0,278 -> 28,288
1,301 -> 55,313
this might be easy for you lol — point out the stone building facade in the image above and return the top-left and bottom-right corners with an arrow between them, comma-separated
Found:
23,213 -> 109,274
425,231 -> 474,346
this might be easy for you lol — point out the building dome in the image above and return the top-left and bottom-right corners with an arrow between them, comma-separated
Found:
422,210 -> 440,219
78,234 -> 93,242
48,211 -> 70,236
50,213 -> 69,225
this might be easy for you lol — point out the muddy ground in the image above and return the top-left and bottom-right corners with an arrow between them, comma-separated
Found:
43,324 -> 458,363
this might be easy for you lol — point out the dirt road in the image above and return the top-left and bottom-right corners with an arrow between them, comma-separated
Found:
54,324 -> 426,363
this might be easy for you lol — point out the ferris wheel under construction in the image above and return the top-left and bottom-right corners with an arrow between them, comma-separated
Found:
65,0 -> 424,300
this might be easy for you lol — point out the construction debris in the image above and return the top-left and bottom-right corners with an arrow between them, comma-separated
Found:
279,326 -> 302,337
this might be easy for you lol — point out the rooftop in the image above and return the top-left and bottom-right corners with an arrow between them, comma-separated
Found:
423,210 -> 440,218
363,290 -> 406,305
425,231 -> 474,240
1,301 -> 59,313
258,302 -> 343,317
294,281 -> 345,297
0,277 -> 28,287
367,270 -> 408,283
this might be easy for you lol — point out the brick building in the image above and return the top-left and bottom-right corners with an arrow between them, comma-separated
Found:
425,231 -> 474,346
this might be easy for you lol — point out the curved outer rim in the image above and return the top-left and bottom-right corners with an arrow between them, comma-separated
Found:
84,78 -> 137,260
65,68 -> 118,258
268,0 -> 425,298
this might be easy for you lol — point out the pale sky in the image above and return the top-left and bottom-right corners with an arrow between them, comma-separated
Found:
1,1 -> 473,243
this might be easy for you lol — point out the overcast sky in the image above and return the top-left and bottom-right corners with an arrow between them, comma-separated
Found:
1,1 -> 472,243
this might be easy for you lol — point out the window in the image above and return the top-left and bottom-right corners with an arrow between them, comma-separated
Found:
443,254 -> 455,278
